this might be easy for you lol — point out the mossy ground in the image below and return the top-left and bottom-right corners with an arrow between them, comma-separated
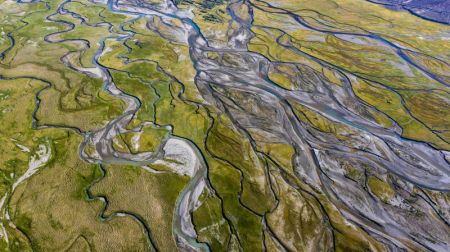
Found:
0,0 -> 448,251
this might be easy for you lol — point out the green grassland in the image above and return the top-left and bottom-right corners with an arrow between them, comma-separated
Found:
248,4 -> 450,151
0,0 -> 448,251
8,133 -> 150,251
90,164 -> 189,251
0,77 -> 149,251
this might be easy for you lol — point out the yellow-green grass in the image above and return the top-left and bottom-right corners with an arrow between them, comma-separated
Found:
112,71 -> 159,123
0,78 -> 65,195
9,134 -> 150,251
399,90 -> 450,140
90,164 -> 189,251
124,17 -> 202,102
183,0 -> 231,45
0,76 -> 148,251
35,77 -> 125,132
267,170 -> 333,251
367,176 -> 395,203
0,0 -> 127,132
250,0 -> 450,60
113,125 -> 170,154
249,8 -> 446,91
352,79 -> 450,150
55,14 -> 112,68
205,159 -> 264,251
206,114 -> 277,215
192,192 -> 231,251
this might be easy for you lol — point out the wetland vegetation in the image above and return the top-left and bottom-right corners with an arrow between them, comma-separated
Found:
0,0 -> 449,251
